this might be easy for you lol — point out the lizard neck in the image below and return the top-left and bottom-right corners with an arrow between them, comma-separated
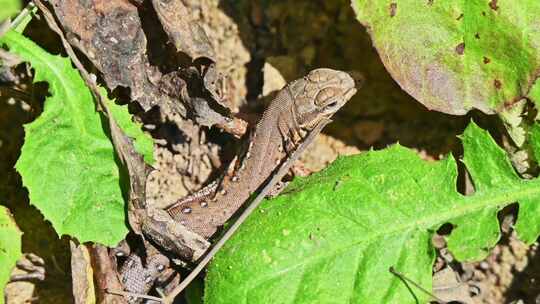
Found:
239,94 -> 293,192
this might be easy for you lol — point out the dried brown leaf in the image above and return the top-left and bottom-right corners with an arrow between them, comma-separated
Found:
50,0 -> 180,113
151,0 -> 215,60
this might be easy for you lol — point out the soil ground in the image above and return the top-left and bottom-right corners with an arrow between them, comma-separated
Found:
1,1 -> 537,303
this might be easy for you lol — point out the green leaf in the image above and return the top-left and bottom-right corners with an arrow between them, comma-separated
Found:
516,123 -> 540,243
351,1 -> 540,115
0,0 -> 20,22
185,278 -> 204,304
498,99 -> 526,147
526,79 -> 540,109
529,123 -> 540,164
0,206 -> 22,304
205,121 -> 540,304
0,31 -> 152,245
106,94 -> 154,164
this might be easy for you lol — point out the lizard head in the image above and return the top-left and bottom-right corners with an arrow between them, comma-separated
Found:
288,68 -> 359,130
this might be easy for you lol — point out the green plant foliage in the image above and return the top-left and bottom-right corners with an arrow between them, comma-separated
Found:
205,121 -> 540,304
351,0 -> 540,115
0,206 -> 22,304
527,80 -> 540,108
529,123 -> 540,163
515,123 -> 540,243
0,0 -> 20,22
106,94 -> 154,164
0,31 -> 153,245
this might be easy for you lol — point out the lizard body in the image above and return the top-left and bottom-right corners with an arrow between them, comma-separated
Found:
166,68 -> 357,239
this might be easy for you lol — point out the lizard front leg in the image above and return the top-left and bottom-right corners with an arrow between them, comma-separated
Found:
277,112 -> 301,155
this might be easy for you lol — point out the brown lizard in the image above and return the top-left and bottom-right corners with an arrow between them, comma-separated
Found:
165,68 -> 357,239
119,68 -> 358,301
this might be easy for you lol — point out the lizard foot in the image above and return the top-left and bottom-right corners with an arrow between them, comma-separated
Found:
9,253 -> 46,282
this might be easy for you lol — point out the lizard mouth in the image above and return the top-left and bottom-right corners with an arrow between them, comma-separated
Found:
345,70 -> 365,88
344,87 -> 358,100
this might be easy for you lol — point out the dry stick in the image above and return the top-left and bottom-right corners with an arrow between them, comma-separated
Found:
10,2 -> 37,30
162,118 -> 332,304
105,289 -> 163,302
388,267 -> 447,304
0,2 -> 36,38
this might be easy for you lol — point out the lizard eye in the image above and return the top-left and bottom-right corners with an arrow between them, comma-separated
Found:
325,101 -> 338,109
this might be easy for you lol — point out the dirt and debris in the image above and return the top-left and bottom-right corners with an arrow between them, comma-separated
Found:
300,134 -> 360,173
462,233 -> 540,304
1,0 -> 538,303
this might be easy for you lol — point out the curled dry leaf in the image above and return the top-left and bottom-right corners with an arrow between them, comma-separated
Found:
151,0 -> 215,60
50,0 -> 177,113
151,0 -> 233,112
167,67 -> 247,138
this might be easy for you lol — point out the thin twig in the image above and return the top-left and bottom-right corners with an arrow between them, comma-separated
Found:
105,289 -> 163,302
10,2 -> 37,30
162,118 -> 332,303
50,254 -> 66,276
0,2 -> 36,38
389,266 -> 447,304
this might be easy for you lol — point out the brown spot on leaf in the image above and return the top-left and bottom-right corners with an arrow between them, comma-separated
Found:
389,3 -> 397,17
475,33 -> 480,39
489,0 -> 499,10
427,0 -> 434,5
455,43 -> 465,55
483,57 -> 491,64
482,11 -> 487,16
494,79 -> 502,89
456,13 -> 463,20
